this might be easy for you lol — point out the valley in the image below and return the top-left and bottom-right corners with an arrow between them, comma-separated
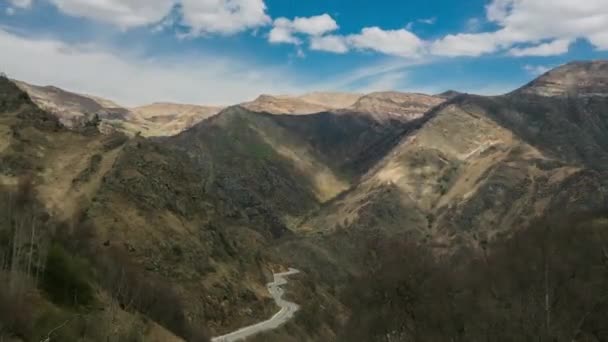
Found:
1,60 -> 608,341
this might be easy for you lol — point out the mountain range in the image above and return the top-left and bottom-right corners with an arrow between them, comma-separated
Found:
1,60 -> 608,341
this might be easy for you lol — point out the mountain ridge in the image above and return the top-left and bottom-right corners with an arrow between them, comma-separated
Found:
2,60 -> 608,342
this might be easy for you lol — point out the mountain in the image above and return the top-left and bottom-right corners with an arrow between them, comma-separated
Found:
132,102 -> 222,136
3,61 -> 608,342
347,92 -> 444,122
296,92 -> 363,109
518,60 -> 608,97
13,80 -> 223,137
13,80 -> 132,129
436,90 -> 463,99
0,77 -> 291,339
241,92 -> 362,114
297,61 -> 608,258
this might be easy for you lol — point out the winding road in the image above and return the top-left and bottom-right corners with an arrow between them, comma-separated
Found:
211,268 -> 301,342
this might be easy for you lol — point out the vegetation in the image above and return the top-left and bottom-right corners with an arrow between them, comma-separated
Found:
42,243 -> 94,307
0,178 -> 210,341
338,213 -> 608,341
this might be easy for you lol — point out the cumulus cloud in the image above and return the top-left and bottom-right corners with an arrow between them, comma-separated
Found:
7,0 -> 608,61
346,27 -> 425,58
314,0 -> 608,59
431,32 -> 500,57
45,0 -> 270,34
49,0 -> 174,29
310,27 -> 425,57
310,35 -> 348,53
0,28 -> 304,106
179,0 -> 270,35
269,19 -> 301,44
431,0 -> 608,57
268,14 -> 338,45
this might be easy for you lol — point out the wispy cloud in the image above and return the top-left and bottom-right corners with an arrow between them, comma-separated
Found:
0,28 -> 304,106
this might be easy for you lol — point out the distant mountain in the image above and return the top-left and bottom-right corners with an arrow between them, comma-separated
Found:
132,102 -> 222,136
347,91 -> 444,122
14,80 -> 223,137
297,91 -> 363,109
241,92 -> 363,115
14,80 -> 132,128
240,91 -> 443,121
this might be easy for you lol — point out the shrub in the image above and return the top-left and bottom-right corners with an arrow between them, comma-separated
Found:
42,244 -> 94,307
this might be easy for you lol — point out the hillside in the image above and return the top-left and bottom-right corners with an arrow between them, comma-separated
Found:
170,94 -> 443,212
0,77 -> 289,340
2,61 -> 608,342
294,61 -> 608,263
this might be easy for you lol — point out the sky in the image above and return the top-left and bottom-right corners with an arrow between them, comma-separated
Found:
1,0 -> 608,106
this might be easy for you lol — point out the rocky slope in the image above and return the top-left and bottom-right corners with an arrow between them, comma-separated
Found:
298,61 -> 608,257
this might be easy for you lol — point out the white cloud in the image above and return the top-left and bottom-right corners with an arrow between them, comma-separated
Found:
268,14 -> 338,45
6,7 -> 16,15
48,0 -> 175,29
431,32 -> 500,56
8,0 -> 31,8
283,0 -> 608,59
310,35 -> 348,53
6,0 -> 607,62
0,28 -> 305,106
46,0 -> 270,34
179,0 -> 270,35
524,64 -> 551,76
430,0 -> 608,57
347,27 -> 424,58
589,31 -> 608,49
269,18 -> 302,44
509,39 -> 571,56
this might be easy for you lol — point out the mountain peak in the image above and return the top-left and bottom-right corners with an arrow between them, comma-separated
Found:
517,60 -> 608,97
437,90 -> 463,100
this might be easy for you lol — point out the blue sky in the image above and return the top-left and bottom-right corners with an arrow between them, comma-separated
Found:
1,0 -> 607,106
